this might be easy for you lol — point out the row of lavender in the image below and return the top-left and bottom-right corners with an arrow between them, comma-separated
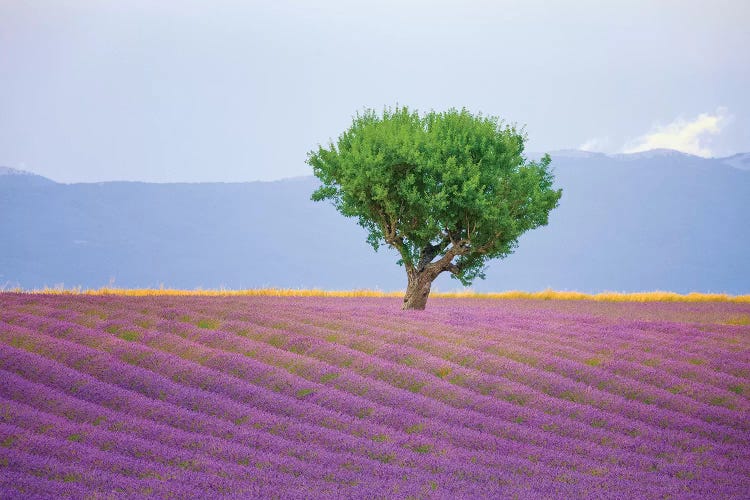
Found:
0,293 -> 748,498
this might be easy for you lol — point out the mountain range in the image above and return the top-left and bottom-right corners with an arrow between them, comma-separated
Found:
1,150 -> 748,293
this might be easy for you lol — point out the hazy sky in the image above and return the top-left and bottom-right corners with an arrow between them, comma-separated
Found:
1,1 -> 748,183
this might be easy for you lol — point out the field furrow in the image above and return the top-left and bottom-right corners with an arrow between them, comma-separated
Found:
1,293 -> 748,498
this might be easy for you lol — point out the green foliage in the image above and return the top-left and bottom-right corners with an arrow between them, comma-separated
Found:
295,388 -> 314,398
119,330 -> 141,342
320,372 -> 340,383
584,357 -> 603,367
308,106 -> 562,287
412,443 -> 433,453
405,423 -> 423,434
197,319 -> 221,330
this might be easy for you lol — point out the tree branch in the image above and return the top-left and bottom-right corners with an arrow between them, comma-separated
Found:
416,235 -> 452,272
423,239 -> 470,278
446,263 -> 461,276
377,211 -> 415,274
474,231 -> 503,254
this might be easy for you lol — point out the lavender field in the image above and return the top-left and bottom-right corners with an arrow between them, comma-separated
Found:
1,293 -> 749,498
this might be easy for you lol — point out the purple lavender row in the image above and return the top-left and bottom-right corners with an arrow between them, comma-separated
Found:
310,300 -> 749,412
0,370 -> 471,498
458,319 -> 750,406
1,315 -> 534,472
1,470 -> 93,498
0,419 -> 340,496
118,298 -> 750,424
94,308 -> 750,476
172,292 -> 750,426
253,303 -> 749,432
0,328 -> 592,496
251,323 -> 750,478
0,364 -> 524,498
134,316 -> 749,480
384,305 -> 750,392
95,306 -> 748,474
420,298 -> 750,370
0,395 -> 357,494
7,300 -> 750,480
0,447 -> 349,499
0,368 -> 379,489
1,304 -> 692,476
5,390 -> 490,498
0,433 -> 210,498
58,300 -> 750,472
0,390 -> 717,496
207,309 -> 749,456
0,364 -> 622,500
440,324 -> 749,421
269,297 -> 750,400
5,314 -> 724,494
2,292 -> 748,496
48,292 -> 750,380
216,292 -> 748,396
293,291 -> 739,341
353,298 -> 750,384
1,318 -> 680,494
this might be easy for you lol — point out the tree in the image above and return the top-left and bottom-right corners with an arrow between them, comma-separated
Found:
307,107 -> 562,310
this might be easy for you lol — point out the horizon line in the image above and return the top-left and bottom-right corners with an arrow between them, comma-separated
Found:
3,148 -> 748,185
3,287 -> 749,303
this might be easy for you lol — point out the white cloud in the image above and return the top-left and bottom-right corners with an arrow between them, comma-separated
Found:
622,108 -> 729,157
579,137 -> 610,152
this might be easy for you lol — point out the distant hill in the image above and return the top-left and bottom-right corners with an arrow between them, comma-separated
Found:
1,150 -> 748,293
0,166 -> 56,188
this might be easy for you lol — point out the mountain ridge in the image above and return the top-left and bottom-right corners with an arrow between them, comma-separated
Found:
3,148 -> 749,185
1,153 -> 748,294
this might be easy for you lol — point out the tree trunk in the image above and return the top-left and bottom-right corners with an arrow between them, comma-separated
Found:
402,271 -> 433,310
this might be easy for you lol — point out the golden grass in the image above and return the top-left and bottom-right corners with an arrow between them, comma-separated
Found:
436,289 -> 750,303
6,287 -> 750,303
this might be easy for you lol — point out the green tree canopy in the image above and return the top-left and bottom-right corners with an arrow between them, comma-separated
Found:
308,106 -> 562,309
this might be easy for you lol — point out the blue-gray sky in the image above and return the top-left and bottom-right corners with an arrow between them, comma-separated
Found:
1,0 -> 748,183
